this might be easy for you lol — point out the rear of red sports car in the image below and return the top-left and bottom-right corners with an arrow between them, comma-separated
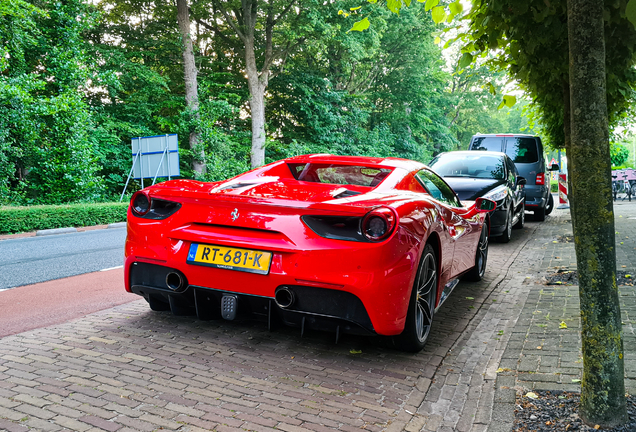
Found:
125,156 -> 429,339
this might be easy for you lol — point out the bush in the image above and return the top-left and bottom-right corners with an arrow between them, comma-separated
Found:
0,202 -> 128,235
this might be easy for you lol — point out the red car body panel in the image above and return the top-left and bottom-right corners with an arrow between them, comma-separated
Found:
124,155 -> 489,336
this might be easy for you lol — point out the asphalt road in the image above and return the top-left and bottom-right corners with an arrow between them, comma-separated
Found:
0,227 -> 127,290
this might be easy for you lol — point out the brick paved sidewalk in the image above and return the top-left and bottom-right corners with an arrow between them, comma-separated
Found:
489,199 -> 636,432
0,201 -> 634,432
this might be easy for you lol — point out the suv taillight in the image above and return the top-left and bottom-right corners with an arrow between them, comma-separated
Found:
535,172 -> 545,185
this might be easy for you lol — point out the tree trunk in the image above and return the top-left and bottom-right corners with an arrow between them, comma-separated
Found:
245,38 -> 268,168
562,79 -> 575,208
176,0 -> 206,177
562,80 -> 571,154
567,0 -> 627,427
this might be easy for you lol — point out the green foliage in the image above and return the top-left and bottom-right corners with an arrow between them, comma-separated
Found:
627,0 -> 636,27
1,0 -> 538,206
611,142 -> 630,167
0,202 -> 128,234
454,0 -> 636,148
446,65 -> 534,147
0,0 -> 103,204
268,73 -> 398,158
89,0 -> 245,195
267,2 -> 467,162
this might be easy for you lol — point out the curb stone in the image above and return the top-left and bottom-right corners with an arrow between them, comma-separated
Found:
35,227 -> 78,236
2,221 -> 127,241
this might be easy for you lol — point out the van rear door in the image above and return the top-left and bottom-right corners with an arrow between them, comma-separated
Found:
503,136 -> 542,185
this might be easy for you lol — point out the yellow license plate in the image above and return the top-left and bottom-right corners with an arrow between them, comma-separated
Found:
186,243 -> 272,275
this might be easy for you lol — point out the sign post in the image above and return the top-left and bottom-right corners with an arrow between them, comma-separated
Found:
120,134 -> 180,201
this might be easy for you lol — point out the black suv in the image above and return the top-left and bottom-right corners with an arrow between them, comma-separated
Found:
468,134 -> 558,221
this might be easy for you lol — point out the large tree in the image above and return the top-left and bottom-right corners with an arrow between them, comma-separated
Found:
459,0 -> 636,426
448,0 -> 636,426
193,0 -> 313,168
176,0 -> 206,177
91,0 -> 242,191
567,0 -> 628,425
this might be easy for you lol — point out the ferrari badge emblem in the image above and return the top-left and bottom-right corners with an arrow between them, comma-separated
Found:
231,208 -> 239,221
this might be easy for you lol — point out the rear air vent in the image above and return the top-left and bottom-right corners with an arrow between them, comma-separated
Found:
218,182 -> 259,190
333,189 -> 363,199
301,215 -> 366,242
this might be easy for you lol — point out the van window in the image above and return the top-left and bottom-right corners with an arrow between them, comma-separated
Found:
471,137 -> 503,152
505,137 -> 539,163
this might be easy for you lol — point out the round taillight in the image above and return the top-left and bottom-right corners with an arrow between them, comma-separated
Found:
131,191 -> 150,216
362,207 -> 397,242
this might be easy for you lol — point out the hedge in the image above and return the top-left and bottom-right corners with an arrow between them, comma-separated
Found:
0,202 -> 129,235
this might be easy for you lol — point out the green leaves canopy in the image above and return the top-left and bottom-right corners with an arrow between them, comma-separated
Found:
459,0 -> 636,148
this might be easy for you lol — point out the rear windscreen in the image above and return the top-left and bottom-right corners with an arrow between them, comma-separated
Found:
505,137 -> 539,163
471,137 -> 503,152
429,154 -> 505,180
287,163 -> 393,187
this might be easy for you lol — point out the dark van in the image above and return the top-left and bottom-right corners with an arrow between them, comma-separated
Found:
468,134 -> 558,221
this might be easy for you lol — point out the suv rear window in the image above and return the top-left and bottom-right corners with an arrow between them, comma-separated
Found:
505,137 -> 539,163
471,137 -> 503,152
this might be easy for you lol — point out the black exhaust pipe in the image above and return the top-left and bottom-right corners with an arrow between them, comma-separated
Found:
166,272 -> 185,291
275,287 -> 295,309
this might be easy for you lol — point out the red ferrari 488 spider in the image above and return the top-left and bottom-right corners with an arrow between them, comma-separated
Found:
125,154 -> 494,352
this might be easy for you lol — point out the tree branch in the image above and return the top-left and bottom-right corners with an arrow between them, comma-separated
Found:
272,0 -> 296,27
193,17 -> 244,56
263,1 -> 274,75
268,37 -> 306,78
210,0 -> 246,43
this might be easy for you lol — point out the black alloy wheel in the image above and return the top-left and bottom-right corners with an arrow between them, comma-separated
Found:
545,193 -> 554,215
464,223 -> 489,282
499,209 -> 513,243
394,244 -> 437,352
513,203 -> 525,229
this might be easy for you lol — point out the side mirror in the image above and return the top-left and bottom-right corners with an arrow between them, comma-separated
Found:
517,176 -> 527,186
475,197 -> 496,213
549,163 -> 560,171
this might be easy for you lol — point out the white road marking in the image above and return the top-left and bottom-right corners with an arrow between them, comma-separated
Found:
100,265 -> 123,272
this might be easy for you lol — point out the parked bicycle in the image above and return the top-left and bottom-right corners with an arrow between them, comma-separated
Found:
613,173 -> 634,201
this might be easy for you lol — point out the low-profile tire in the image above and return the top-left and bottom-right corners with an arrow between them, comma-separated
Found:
393,244 -> 437,353
545,193 -> 554,215
513,203 -> 525,229
534,206 -> 546,221
498,210 -> 513,243
464,223 -> 489,282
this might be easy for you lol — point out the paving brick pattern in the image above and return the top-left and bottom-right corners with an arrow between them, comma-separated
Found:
489,199 -> 636,432
1,199 -> 634,431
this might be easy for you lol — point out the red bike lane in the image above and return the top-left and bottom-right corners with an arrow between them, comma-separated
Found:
0,268 -> 138,337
